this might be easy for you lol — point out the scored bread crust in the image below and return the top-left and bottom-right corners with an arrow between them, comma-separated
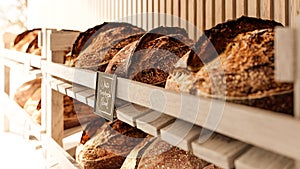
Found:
187,16 -> 283,72
74,23 -> 145,71
190,29 -> 293,114
77,120 -> 147,169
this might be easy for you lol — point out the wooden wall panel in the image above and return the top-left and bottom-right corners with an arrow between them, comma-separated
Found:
236,0 -> 247,18
291,0 -> 300,27
205,0 -> 215,29
180,0 -> 188,31
248,0 -> 260,18
215,0 -> 225,25
196,0 -> 205,37
188,0 -> 196,40
260,0 -> 274,20
173,0 -> 180,27
148,0 -> 154,30
275,0 -> 289,26
137,0 -> 143,28
160,0 -> 166,26
143,0 -> 148,30
225,0 -> 236,20
166,0 -> 173,27
153,0 -> 160,28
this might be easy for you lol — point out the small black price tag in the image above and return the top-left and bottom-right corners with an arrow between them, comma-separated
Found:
94,72 -> 117,121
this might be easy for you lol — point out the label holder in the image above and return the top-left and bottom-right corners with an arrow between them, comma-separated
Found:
94,71 -> 117,121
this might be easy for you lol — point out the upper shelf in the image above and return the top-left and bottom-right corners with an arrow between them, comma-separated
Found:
44,61 -> 300,161
0,48 -> 42,68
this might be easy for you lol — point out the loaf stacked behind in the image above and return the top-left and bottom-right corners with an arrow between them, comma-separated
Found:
12,29 -> 41,55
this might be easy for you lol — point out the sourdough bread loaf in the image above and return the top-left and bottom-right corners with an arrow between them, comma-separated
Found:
12,29 -> 41,55
187,16 -> 283,72
121,136 -> 156,169
190,29 -> 293,114
136,139 -> 211,169
14,78 -> 42,108
74,23 -> 145,71
105,41 -> 139,77
77,120 -> 147,169
126,27 -> 194,86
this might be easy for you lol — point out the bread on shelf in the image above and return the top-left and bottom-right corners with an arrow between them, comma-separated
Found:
74,22 -> 145,71
13,79 -> 99,129
76,120 -> 148,169
126,27 -> 194,87
12,29 -> 41,55
125,138 -> 221,169
166,16 -> 293,115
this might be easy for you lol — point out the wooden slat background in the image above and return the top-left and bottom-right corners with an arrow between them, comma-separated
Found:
95,0 -> 291,40
28,0 -> 297,39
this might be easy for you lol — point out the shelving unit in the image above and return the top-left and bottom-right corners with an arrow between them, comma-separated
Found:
1,0 -> 300,168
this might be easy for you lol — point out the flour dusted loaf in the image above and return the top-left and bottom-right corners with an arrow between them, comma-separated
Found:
77,120 -> 147,169
191,29 -> 293,114
74,22 -> 145,71
136,139 -> 215,169
166,16 -> 292,114
186,16 -> 282,72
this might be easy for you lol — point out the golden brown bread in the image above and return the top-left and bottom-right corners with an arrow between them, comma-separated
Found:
77,120 -> 147,169
167,28 -> 293,114
136,139 -> 210,169
12,29 -> 41,55
74,23 -> 145,71
14,78 -> 42,108
186,16 -> 283,72
126,27 -> 194,86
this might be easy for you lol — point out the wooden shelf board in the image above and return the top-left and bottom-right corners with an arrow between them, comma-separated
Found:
136,111 -> 175,137
45,64 -> 300,160
234,147 -> 295,169
192,134 -> 250,169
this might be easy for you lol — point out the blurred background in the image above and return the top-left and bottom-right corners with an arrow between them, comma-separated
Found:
0,0 -> 27,33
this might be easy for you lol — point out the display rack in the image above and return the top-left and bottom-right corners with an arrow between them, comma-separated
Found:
1,0 -> 300,168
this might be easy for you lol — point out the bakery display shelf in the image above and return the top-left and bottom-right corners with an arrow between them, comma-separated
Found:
116,100 -> 295,169
0,48 -> 42,68
44,61 -> 300,161
0,55 -> 42,78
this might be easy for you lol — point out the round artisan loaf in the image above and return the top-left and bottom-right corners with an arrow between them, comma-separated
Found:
126,27 -> 194,86
77,120 -> 147,169
74,22 -> 145,71
14,78 -> 42,108
105,40 -> 139,77
190,29 -> 293,114
186,16 -> 283,72
12,29 -> 41,54
136,139 -> 211,169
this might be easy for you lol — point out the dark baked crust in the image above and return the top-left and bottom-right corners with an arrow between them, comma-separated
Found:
77,120 -> 147,169
74,23 -> 145,70
137,139 -> 210,169
190,29 -> 293,114
105,41 -> 139,77
126,28 -> 194,86
187,16 -> 283,72
14,78 -> 42,108
80,118 -> 107,145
